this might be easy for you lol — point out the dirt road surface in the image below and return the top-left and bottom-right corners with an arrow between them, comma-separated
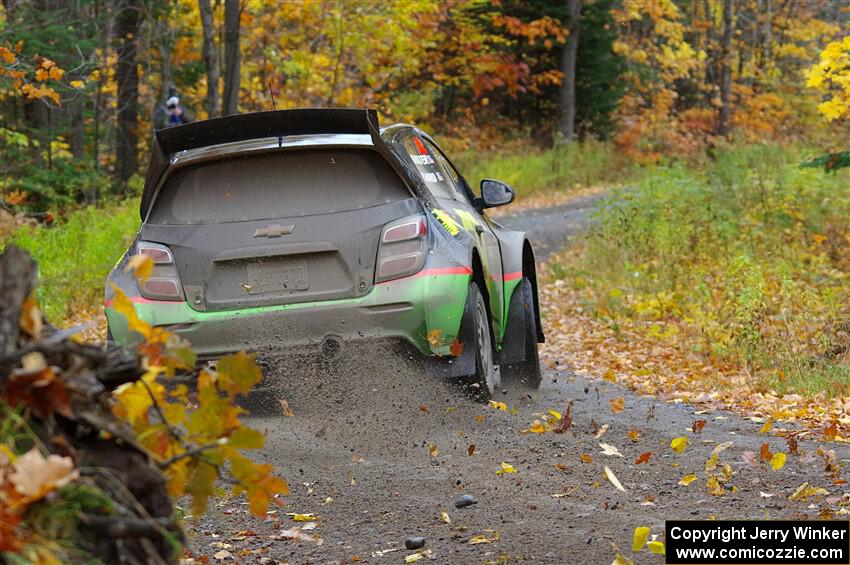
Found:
191,195 -> 850,564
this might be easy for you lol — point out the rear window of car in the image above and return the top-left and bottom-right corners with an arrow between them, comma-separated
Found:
147,148 -> 410,224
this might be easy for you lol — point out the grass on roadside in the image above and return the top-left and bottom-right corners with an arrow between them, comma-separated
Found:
455,139 -> 635,200
9,198 -> 139,322
549,143 -> 850,398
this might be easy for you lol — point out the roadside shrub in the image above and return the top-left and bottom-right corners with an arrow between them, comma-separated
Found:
455,139 -> 635,198
567,144 -> 850,395
9,198 -> 139,321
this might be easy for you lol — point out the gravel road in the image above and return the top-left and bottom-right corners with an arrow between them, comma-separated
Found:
191,195 -> 849,564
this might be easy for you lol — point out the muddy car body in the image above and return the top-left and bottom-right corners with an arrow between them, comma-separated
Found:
105,109 -> 543,397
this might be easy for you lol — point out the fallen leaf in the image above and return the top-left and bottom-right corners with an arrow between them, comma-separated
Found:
580,453 -> 593,464
488,400 -> 507,411
692,420 -> 706,433
469,530 -> 499,545
428,443 -> 438,459
634,452 -> 652,465
405,549 -> 433,563
450,338 -> 464,357
759,491 -> 775,498
609,397 -> 624,414
594,424 -> 610,439
274,526 -> 323,545
213,550 -> 233,560
628,427 -> 641,442
789,482 -> 828,501
647,541 -> 665,555
495,462 -> 517,475
278,399 -> 294,417
760,418 -> 773,434
604,466 -> 625,492
707,476 -> 726,496
525,419 -> 546,434
427,329 -> 442,348
632,526 -> 650,552
287,512 -> 317,522
823,423 -> 838,441
600,443 -> 624,457
419,404 -> 429,412
554,400 -> 574,433
711,441 -> 733,456
759,443 -> 772,462
439,511 -> 451,524
741,451 -> 758,467
679,474 -> 698,486
786,436 -> 799,455
612,554 -> 633,565
770,452 -> 786,471
670,437 -> 688,453
467,444 -> 476,456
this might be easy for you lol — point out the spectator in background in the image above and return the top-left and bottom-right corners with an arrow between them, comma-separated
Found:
153,90 -> 193,130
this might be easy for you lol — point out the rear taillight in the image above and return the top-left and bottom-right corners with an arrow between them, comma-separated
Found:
375,214 -> 428,283
135,241 -> 184,301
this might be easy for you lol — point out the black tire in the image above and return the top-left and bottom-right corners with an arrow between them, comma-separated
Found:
465,282 -> 498,400
502,277 -> 542,389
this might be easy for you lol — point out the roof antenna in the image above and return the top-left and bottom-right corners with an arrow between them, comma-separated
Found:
268,80 -> 282,148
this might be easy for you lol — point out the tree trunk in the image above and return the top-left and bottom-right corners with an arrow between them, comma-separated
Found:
558,0 -> 581,142
222,0 -> 241,116
716,0 -> 733,138
198,0 -> 219,119
114,0 -> 141,189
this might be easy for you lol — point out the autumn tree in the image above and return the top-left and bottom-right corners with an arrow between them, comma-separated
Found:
114,0 -> 141,190
558,0 -> 581,142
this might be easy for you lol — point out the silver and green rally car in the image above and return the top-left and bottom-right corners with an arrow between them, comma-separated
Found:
105,108 -> 544,399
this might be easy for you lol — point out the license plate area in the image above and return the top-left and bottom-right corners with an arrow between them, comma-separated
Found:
246,259 -> 309,294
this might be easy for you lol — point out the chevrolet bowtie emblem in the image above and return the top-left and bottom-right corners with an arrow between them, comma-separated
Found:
253,224 -> 295,238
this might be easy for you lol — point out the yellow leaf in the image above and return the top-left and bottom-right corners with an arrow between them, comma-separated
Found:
287,513 -> 316,522
488,400 -> 507,411
496,462 -> 517,475
580,453 -> 593,464
70,80 -> 85,88
671,437 -> 688,453
789,482 -> 828,501
525,419 -> 546,433
647,541 -> 665,555
469,531 -> 499,545
770,452 -> 786,471
439,511 -> 451,524
760,418 -> 773,434
679,474 -> 698,486
632,526 -> 650,552
125,253 -> 154,283
426,328 -> 442,348
612,554 -> 633,565
603,466 -> 625,492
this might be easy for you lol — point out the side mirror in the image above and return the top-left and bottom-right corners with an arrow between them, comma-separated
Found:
479,179 -> 516,209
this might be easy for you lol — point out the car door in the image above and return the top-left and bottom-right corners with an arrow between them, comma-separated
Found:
410,135 -> 506,341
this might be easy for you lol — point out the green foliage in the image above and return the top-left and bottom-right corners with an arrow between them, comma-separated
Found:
456,139 -> 636,198
802,150 -> 850,173
574,0 -> 624,138
569,144 -> 850,395
9,199 -> 139,321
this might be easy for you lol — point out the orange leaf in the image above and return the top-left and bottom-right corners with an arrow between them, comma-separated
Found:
450,338 -> 464,357
759,443 -> 772,462
692,420 -> 706,433
609,396 -> 624,414
634,452 -> 652,465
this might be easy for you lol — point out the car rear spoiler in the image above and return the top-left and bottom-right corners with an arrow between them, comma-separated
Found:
140,108 -> 382,220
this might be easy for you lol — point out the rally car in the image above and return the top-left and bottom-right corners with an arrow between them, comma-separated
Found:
105,108 -> 544,398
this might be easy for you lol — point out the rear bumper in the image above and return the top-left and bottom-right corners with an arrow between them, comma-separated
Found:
106,267 -> 471,360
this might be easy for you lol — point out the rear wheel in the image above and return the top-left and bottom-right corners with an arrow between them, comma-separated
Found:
466,283 -> 498,400
502,277 -> 542,389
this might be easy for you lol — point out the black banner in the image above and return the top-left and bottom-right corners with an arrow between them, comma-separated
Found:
666,520 -> 850,564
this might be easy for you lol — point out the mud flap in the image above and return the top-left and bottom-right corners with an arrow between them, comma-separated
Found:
499,277 -> 532,365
